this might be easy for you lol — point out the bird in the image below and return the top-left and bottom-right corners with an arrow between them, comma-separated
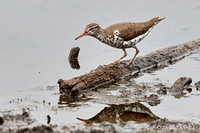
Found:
75,17 -> 165,66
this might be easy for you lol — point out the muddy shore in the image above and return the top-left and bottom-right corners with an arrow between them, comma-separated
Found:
1,76 -> 200,133
1,110 -> 200,133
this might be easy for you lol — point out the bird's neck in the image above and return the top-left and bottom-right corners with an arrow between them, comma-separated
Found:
92,29 -> 117,46
93,29 -> 106,43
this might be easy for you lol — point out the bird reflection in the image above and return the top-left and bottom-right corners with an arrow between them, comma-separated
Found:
77,102 -> 159,124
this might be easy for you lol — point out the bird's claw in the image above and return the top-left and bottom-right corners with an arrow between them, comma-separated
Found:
121,61 -> 132,66
104,61 -> 119,66
105,61 -> 132,66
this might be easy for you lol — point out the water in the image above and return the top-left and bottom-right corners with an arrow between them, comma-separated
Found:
0,0 -> 200,129
135,53 -> 200,123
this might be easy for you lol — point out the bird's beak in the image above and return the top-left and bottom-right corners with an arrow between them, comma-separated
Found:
77,117 -> 90,124
75,32 -> 86,40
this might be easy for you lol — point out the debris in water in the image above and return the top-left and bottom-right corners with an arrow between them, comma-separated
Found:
68,47 -> 80,60
68,47 -> 80,69
195,81 -> 200,90
147,94 -> 161,106
0,116 -> 4,125
47,115 -> 51,124
171,77 -> 192,92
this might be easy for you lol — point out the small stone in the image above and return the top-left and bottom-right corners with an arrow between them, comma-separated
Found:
22,111 -> 29,118
171,77 -> 192,92
157,87 -> 167,95
195,81 -> 200,90
0,116 -> 4,125
147,94 -> 161,106
47,115 -> 51,124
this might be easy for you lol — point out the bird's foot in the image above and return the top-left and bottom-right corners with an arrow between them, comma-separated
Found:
104,61 -> 119,66
105,60 -> 133,66
121,61 -> 132,66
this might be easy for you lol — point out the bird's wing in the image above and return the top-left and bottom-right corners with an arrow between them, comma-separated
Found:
104,17 -> 165,41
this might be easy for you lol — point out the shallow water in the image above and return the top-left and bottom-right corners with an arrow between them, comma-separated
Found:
0,0 -> 200,130
135,52 -> 200,123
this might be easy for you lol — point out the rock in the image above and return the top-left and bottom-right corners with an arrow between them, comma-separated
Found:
147,94 -> 161,106
0,116 -> 4,125
157,87 -> 167,95
171,77 -> 192,92
186,88 -> 192,93
173,92 -> 187,99
22,111 -> 29,118
195,81 -> 200,90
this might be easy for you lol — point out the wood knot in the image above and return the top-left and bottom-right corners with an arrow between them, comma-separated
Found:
57,79 -> 64,84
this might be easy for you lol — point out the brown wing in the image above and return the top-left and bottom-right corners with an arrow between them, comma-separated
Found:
104,17 -> 165,41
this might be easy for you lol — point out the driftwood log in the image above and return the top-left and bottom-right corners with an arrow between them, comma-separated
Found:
68,47 -> 80,69
68,47 -> 80,60
58,38 -> 200,97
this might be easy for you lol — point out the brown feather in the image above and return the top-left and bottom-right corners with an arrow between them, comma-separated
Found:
104,17 -> 165,41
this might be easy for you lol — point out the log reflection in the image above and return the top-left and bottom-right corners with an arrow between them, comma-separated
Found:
69,60 -> 80,69
58,95 -> 91,104
77,102 -> 159,124
68,47 -> 80,69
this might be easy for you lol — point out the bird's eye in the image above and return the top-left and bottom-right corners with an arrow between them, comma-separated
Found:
89,27 -> 94,31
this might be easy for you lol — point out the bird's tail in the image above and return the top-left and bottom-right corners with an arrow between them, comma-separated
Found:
157,17 -> 166,22
150,17 -> 166,24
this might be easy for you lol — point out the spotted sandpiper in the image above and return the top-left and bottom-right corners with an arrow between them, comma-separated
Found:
75,17 -> 165,65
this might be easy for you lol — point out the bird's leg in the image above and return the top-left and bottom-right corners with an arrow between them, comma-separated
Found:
123,46 -> 139,66
114,49 -> 127,63
107,49 -> 127,65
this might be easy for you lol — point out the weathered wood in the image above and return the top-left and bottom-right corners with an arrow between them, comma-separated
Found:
58,38 -> 200,97
68,47 -> 80,69
68,47 -> 80,61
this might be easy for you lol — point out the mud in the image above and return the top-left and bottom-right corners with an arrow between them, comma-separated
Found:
2,112 -> 200,133
0,109 -> 35,133
17,125 -> 53,133
60,120 -> 200,133
1,75 -> 200,132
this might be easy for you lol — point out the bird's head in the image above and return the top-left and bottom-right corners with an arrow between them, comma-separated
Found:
75,23 -> 101,40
